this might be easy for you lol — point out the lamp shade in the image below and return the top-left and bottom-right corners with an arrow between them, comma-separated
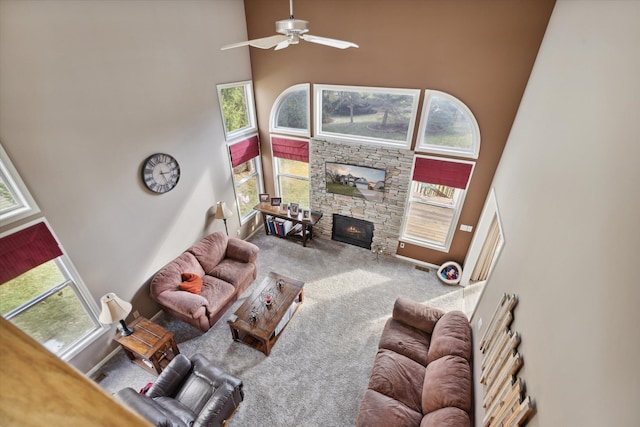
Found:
214,201 -> 234,220
99,293 -> 132,324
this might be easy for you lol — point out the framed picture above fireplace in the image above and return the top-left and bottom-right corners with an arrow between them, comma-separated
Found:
325,162 -> 386,202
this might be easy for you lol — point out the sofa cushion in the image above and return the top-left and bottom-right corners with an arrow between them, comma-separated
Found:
199,276 -> 235,318
151,252 -> 206,298
187,232 -> 229,274
393,297 -> 445,334
426,311 -> 472,364
179,273 -> 203,294
378,318 -> 432,366
209,258 -> 256,293
367,348 -> 425,413
356,389 -> 423,427
422,355 -> 472,414
420,407 -> 471,427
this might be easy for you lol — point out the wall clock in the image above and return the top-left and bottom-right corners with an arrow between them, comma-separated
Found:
141,153 -> 180,193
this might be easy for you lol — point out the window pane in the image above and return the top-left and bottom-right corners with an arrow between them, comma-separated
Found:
233,160 -> 256,180
423,95 -> 473,150
404,202 -> 454,246
321,90 -> 415,142
0,260 -> 65,315
9,285 -> 96,354
411,182 -> 456,207
276,89 -> 308,130
235,173 -> 259,218
277,158 -> 308,178
0,172 -> 21,215
220,86 -> 249,134
279,176 -> 310,208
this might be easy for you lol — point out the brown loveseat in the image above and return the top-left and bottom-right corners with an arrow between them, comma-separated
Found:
357,297 -> 473,427
150,232 -> 259,332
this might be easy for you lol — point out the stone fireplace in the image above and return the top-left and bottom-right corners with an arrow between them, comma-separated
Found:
332,214 -> 374,249
309,138 -> 414,255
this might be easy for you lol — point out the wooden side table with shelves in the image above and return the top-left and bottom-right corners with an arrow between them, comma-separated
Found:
113,316 -> 179,375
254,203 -> 323,247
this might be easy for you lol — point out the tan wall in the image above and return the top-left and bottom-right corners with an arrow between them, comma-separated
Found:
244,0 -> 555,266
0,0 -> 252,372
471,1 -> 640,425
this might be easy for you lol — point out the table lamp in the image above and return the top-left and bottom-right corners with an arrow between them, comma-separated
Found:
214,201 -> 234,235
99,292 -> 134,336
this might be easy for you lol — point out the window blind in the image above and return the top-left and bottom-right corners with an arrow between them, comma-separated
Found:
412,157 -> 473,189
271,137 -> 309,163
229,135 -> 260,168
0,222 -> 62,284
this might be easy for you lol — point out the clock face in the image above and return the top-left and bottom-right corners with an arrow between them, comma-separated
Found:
141,153 -> 180,193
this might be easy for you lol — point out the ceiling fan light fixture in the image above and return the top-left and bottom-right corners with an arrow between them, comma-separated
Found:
275,19 -> 309,35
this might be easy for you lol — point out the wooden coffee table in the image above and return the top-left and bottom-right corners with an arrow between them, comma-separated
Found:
227,272 -> 304,356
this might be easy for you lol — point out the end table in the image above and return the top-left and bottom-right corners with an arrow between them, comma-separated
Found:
113,317 -> 179,375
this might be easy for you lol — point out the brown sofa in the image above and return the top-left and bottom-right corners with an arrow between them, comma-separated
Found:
150,232 -> 259,332
356,297 -> 473,427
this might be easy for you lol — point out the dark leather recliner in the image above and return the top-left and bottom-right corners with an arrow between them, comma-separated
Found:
116,353 -> 243,427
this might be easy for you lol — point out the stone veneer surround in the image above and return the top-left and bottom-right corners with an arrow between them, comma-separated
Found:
309,138 -> 414,255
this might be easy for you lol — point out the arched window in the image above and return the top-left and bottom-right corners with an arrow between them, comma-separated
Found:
416,90 -> 480,159
270,83 -> 310,137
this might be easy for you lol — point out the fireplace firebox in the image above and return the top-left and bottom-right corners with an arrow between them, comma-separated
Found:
332,214 -> 374,250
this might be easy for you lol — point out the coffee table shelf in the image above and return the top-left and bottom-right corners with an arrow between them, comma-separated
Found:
228,272 -> 304,356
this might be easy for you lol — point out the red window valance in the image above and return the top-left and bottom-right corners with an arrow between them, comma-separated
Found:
271,137 -> 309,163
0,222 -> 63,284
412,157 -> 473,189
229,135 -> 260,168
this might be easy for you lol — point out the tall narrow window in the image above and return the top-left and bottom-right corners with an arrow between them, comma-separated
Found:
217,81 -> 257,141
401,156 -> 474,251
416,90 -> 480,159
228,135 -> 263,222
0,221 -> 103,360
271,136 -> 309,208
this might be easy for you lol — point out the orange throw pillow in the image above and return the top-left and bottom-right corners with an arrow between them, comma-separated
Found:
179,273 -> 203,294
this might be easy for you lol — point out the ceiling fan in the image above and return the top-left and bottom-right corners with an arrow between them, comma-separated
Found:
221,0 -> 358,51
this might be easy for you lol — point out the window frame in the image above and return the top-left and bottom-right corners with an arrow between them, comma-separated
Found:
0,219 -> 106,361
227,135 -> 264,224
415,90 -> 481,159
269,83 -> 311,137
0,143 -> 40,225
270,135 -> 310,207
313,84 -> 421,149
217,80 -> 258,141
400,155 -> 475,252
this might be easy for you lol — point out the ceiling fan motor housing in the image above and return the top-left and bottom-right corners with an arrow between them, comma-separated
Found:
276,19 -> 309,35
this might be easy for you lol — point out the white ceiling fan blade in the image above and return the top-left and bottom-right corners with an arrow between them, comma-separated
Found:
221,34 -> 288,50
300,34 -> 359,49
274,39 -> 292,51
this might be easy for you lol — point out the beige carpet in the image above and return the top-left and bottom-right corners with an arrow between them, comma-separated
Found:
97,232 -> 464,426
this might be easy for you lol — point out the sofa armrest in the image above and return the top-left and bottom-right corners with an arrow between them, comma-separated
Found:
156,290 -> 209,320
392,297 -> 445,334
147,354 -> 192,398
116,387 -> 190,427
226,237 -> 259,264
